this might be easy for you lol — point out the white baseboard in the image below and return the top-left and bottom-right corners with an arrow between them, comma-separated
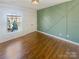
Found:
38,31 -> 79,46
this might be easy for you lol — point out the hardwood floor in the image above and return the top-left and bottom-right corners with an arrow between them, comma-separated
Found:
0,31 -> 79,59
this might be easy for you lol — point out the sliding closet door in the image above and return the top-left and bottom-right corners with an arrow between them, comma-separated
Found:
37,4 -> 67,39
47,4 -> 67,38
37,0 -> 79,42
67,0 -> 79,43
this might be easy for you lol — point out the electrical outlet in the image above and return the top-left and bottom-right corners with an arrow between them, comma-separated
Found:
59,33 -> 62,36
67,35 -> 70,38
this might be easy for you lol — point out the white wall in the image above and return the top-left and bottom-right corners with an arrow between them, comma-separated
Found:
0,4 -> 37,43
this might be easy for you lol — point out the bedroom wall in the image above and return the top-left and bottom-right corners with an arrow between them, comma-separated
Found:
37,0 -> 79,43
0,4 -> 37,43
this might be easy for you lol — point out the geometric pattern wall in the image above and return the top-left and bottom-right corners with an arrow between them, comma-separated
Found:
37,0 -> 79,43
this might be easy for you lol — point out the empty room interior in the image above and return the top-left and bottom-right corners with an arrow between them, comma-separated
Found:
0,0 -> 79,59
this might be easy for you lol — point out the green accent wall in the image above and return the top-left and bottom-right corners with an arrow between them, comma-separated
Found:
37,0 -> 79,43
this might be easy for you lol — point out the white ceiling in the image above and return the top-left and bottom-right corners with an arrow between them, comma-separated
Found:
0,0 -> 71,10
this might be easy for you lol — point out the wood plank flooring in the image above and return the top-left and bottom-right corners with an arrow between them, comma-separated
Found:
0,31 -> 79,59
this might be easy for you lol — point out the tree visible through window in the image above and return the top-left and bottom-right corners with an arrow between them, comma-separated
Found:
7,15 -> 22,32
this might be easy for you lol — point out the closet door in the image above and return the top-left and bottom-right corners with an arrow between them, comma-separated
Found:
48,6 -> 67,39
37,3 -> 67,39
67,0 -> 79,43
